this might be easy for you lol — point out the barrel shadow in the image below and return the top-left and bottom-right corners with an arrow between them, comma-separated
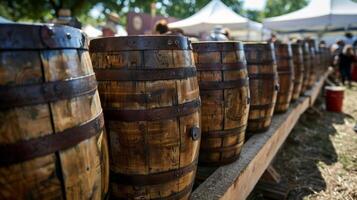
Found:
273,96 -> 349,200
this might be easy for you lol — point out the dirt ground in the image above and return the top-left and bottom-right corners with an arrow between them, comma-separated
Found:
251,82 -> 357,200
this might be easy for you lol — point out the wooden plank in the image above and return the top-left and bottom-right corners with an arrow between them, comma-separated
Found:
191,71 -> 330,200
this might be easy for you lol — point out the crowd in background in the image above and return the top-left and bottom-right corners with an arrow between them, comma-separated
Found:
53,9 -> 357,88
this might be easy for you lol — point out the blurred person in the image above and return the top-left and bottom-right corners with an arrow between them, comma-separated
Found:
223,28 -> 231,40
333,40 -> 345,66
53,9 -> 81,29
205,26 -> 229,41
338,45 -> 355,87
344,32 -> 354,45
267,33 -> 281,43
154,20 -> 169,34
102,12 -> 127,37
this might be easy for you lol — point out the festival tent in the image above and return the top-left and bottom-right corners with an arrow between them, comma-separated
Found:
168,0 -> 268,40
263,0 -> 357,33
0,16 -> 12,23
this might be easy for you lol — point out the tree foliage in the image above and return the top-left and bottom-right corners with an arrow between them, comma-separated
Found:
263,0 -> 308,18
0,0 -> 243,24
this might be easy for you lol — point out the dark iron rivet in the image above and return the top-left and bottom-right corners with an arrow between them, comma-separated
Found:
189,126 -> 200,141
54,84 -> 61,92
247,97 -> 251,105
66,33 -> 71,39
275,84 -> 280,91
47,27 -> 54,36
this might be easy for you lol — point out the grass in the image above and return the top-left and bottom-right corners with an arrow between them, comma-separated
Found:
251,82 -> 357,200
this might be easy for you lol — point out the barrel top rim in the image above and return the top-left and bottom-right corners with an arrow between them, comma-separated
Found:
191,41 -> 244,51
89,35 -> 191,51
0,22 -> 87,50
90,35 -> 188,42
242,42 -> 269,45
0,22 -> 80,31
192,41 -> 243,44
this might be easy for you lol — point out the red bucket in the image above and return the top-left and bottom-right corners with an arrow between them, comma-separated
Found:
325,86 -> 345,112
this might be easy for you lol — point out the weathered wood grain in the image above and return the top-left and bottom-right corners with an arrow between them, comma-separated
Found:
0,24 -> 108,200
90,36 -> 200,200
192,42 -> 249,167
274,44 -> 294,113
244,43 -> 278,133
291,44 -> 304,101
190,70 -> 330,200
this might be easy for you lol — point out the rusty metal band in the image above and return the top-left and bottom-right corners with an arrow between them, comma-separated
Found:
0,112 -> 104,166
277,70 -> 294,75
116,182 -> 193,200
202,125 -> 247,138
250,103 -> 276,110
248,73 -> 277,80
248,116 -> 272,123
195,62 -> 246,71
199,79 -> 248,90
104,99 -> 200,122
0,74 -> 97,110
246,60 -> 275,65
89,35 -> 191,51
192,42 -> 243,52
94,67 -> 196,81
152,182 -> 193,200
276,56 -> 292,60
0,24 -> 88,49
110,159 -> 198,186
200,141 -> 244,153
199,153 -> 241,167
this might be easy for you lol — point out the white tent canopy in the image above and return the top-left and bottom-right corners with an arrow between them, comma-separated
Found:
0,16 -> 12,23
168,0 -> 267,40
263,0 -> 357,33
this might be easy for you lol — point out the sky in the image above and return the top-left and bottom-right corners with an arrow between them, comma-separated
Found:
242,0 -> 268,10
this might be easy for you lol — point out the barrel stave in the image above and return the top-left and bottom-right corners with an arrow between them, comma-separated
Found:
274,44 -> 294,113
0,24 -> 108,200
244,43 -> 278,133
90,36 -> 200,199
291,44 -> 304,101
193,42 -> 249,166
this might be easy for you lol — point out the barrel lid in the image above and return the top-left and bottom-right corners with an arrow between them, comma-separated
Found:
0,23 -> 88,50
192,41 -> 243,52
89,35 -> 191,52
325,86 -> 345,91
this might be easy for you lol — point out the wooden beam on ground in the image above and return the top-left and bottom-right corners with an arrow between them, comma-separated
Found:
191,70 -> 330,200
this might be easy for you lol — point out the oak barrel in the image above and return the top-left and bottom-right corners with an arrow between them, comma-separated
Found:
192,42 -> 250,166
274,44 -> 295,113
0,24 -> 109,199
90,36 -> 201,199
244,43 -> 278,133
291,44 -> 305,101
306,41 -> 317,88
300,42 -> 311,94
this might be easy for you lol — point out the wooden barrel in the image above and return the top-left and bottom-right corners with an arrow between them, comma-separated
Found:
244,43 -> 278,133
300,42 -> 311,94
0,24 -> 109,199
291,44 -> 305,101
274,44 -> 295,113
90,36 -> 201,200
307,41 -> 317,88
192,42 -> 249,166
